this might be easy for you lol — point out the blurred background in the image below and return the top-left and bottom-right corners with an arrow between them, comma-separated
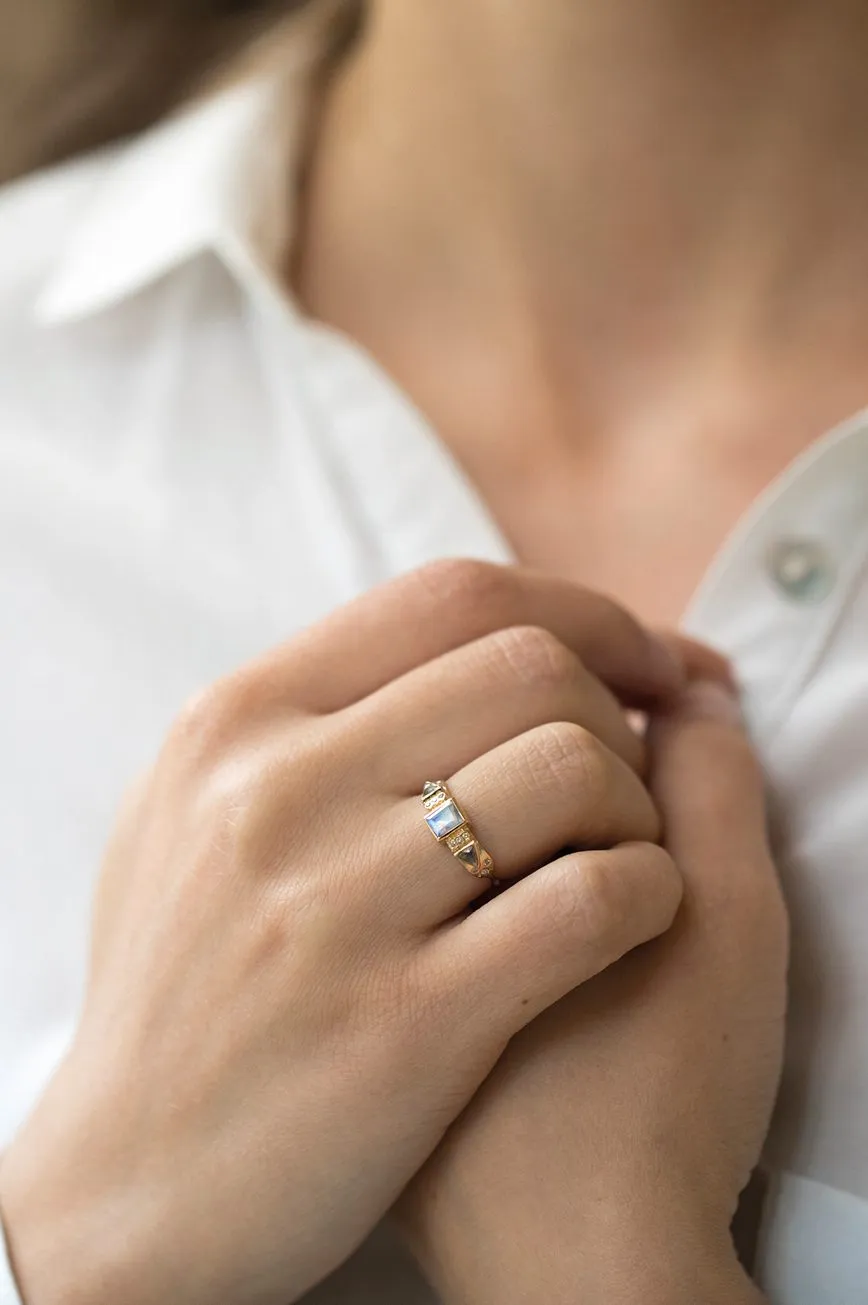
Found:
0,0 -> 306,184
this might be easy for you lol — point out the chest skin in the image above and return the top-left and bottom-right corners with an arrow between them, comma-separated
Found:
456,428 -> 815,630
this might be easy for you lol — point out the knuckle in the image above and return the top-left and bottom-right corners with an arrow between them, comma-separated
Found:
488,625 -> 576,690
170,659 -> 300,768
170,680 -> 241,761
553,852 -> 631,945
171,672 -> 261,757
167,675 -> 316,817
412,557 -> 513,624
569,844 -> 681,949
527,720 -> 609,799
580,857 -> 632,939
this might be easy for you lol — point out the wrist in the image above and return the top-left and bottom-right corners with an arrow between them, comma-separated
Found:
0,1064 -> 155,1305
0,1126 -> 103,1305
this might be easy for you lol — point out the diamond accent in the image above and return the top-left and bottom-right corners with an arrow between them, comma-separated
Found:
447,828 -> 473,852
422,783 -> 447,811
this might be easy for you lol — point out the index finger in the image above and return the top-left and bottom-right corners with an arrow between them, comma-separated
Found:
268,559 -> 686,712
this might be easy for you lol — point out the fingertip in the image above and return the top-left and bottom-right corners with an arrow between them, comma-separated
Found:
645,632 -> 688,695
670,679 -> 745,728
665,635 -> 736,689
615,840 -> 684,938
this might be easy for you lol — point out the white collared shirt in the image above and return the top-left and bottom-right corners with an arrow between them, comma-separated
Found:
1,36 -> 867,1305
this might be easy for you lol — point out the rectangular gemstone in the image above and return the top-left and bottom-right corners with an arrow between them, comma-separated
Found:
426,800 -> 465,840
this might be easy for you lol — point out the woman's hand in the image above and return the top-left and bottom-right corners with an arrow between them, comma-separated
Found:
0,561 -> 687,1305
399,679 -> 788,1305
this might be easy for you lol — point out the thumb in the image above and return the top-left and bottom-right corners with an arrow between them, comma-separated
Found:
646,680 -> 785,939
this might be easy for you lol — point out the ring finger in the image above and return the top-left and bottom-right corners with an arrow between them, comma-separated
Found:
380,720 -> 660,925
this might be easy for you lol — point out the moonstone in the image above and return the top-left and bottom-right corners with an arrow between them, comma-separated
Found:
426,800 -> 464,839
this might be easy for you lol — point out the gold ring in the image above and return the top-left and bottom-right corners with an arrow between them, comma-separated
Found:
422,781 -> 495,880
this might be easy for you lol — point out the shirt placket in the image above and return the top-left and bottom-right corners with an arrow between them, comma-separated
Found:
682,410 -> 868,742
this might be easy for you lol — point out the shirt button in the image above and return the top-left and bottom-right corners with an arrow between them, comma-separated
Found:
768,537 -> 836,603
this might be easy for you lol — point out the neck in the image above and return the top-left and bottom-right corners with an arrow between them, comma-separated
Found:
298,0 -> 868,445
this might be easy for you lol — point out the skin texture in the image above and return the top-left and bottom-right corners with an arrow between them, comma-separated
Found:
0,561 -> 690,1305
399,682 -> 786,1305
292,3 -> 843,1292
0,2 -> 819,1299
299,0 -> 868,626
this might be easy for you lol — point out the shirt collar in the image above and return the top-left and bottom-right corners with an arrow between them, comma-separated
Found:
34,17 -> 328,326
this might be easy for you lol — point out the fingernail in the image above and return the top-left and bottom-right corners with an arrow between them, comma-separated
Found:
647,635 -> 687,691
679,679 -> 744,725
